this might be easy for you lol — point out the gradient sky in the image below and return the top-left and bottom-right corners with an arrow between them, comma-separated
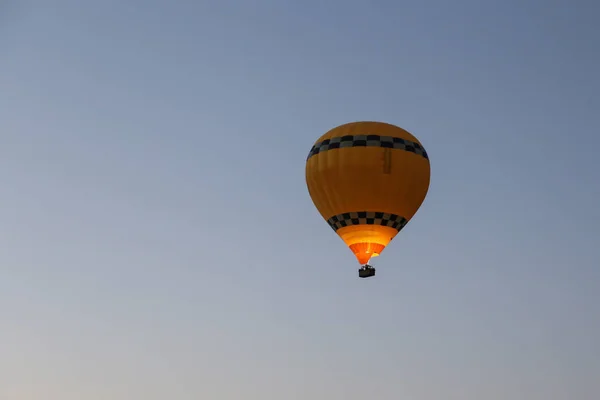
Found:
1,1 -> 599,399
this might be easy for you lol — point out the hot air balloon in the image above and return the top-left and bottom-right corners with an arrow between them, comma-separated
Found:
305,121 -> 431,278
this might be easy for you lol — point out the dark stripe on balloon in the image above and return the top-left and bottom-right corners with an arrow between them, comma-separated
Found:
326,211 -> 408,232
306,135 -> 428,161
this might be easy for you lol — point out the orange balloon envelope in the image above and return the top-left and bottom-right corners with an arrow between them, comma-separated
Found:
305,121 -> 431,268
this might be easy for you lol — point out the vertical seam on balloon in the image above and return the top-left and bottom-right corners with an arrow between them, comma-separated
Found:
383,148 -> 391,174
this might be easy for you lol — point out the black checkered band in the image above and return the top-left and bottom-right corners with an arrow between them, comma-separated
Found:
306,135 -> 428,161
326,211 -> 408,232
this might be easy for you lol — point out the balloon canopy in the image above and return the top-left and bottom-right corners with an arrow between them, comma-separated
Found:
305,121 -> 431,268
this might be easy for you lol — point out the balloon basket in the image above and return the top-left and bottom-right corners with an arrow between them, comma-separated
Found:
358,265 -> 376,278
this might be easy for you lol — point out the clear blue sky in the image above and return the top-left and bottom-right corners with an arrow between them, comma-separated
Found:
1,1 -> 598,399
